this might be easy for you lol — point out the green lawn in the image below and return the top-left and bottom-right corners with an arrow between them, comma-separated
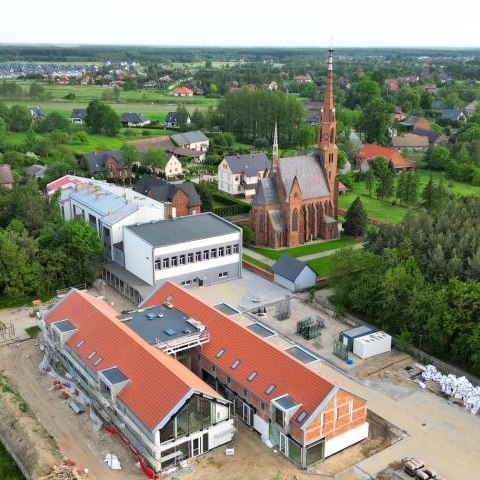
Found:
243,254 -> 271,271
307,256 -> 333,277
418,170 -> 480,197
0,442 -> 24,480
338,192 -> 408,224
250,236 -> 359,261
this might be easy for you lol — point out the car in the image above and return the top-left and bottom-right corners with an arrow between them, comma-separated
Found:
68,400 -> 85,415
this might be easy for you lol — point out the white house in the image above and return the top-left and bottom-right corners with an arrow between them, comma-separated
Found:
170,131 -> 209,152
218,153 -> 270,198
165,111 -> 191,129
121,112 -> 151,128
47,176 -> 167,260
272,254 -> 317,292
122,213 -> 242,289
162,153 -> 183,179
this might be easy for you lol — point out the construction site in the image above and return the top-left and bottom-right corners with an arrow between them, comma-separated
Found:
0,276 -> 480,479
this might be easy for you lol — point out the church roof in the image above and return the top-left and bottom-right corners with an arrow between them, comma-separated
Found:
279,153 -> 330,200
252,177 -> 280,205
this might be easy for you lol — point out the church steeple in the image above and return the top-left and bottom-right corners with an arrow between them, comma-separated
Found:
271,121 -> 279,175
318,48 -> 337,194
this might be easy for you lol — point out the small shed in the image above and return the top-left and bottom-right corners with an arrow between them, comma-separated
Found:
353,331 -> 392,359
272,254 -> 316,292
339,326 -> 376,352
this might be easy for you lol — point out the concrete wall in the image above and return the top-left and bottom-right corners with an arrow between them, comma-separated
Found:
123,229 -> 155,285
324,421 -> 369,457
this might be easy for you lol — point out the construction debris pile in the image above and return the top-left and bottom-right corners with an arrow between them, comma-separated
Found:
40,460 -> 83,480
421,365 -> 480,414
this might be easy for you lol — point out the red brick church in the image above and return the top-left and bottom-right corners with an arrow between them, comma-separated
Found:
250,50 -> 340,248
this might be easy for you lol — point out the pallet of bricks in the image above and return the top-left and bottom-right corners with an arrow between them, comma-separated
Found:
404,457 -> 445,480
296,316 -> 324,340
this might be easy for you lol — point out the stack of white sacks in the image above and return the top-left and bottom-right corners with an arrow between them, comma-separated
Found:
420,364 -> 480,414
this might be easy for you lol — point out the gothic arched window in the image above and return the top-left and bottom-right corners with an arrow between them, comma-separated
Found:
259,210 -> 265,233
292,208 -> 298,232
330,127 -> 335,144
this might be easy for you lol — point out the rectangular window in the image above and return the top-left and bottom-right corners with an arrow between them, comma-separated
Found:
203,250 -> 209,260
171,256 -> 178,267
219,272 -> 228,278
218,247 -> 224,257
181,280 -> 191,286
231,359 -> 241,369
226,245 -> 232,255
211,248 -> 217,258
155,258 -> 162,270
179,255 -> 186,265
188,253 -> 194,263
162,258 -> 169,269
261,402 -> 266,411
275,408 -> 285,427
233,244 -> 239,253
226,376 -> 231,384
195,251 -> 202,261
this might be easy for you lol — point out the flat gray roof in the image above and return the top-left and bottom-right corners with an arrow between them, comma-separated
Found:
101,367 -> 129,385
118,304 -> 200,345
247,322 -> 276,338
341,325 -> 375,339
126,212 -> 240,247
285,346 -> 318,364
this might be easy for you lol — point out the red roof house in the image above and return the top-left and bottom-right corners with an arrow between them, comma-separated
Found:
356,144 -> 415,173
172,87 -> 193,97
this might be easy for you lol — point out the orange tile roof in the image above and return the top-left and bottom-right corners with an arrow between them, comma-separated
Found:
357,144 -> 415,169
44,289 -> 223,431
173,87 -> 193,95
142,283 -> 336,427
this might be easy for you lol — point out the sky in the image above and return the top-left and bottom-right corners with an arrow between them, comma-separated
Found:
2,0 -> 480,48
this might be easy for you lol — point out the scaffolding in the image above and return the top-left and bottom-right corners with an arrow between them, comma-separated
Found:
275,300 -> 291,321
333,340 -> 349,361
296,316 -> 325,340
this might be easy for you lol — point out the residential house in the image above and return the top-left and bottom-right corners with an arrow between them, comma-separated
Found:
165,111 -> 191,129
121,112 -> 151,128
294,74 -> 312,82
30,106 -> 45,122
441,109 -> 466,123
102,212 -> 242,300
391,134 -> 429,151
267,81 -> 278,91
398,116 -> 430,132
218,153 -> 270,198
161,153 -> 183,179
384,78 -> 399,92
305,101 -> 321,125
192,87 -> 204,96
80,75 -> 94,86
464,100 -> 478,118
159,74 -> 172,82
172,87 -> 193,97
41,289 -> 234,473
134,174 -> 202,217
25,164 -> 47,179
142,282 -> 369,469
71,108 -> 87,124
0,164 -> 14,189
272,254 -> 317,292
356,144 -> 415,174
47,176 -> 167,266
80,150 -> 131,179
170,131 -> 209,162
392,108 -> 407,123
412,128 -> 445,146
143,80 -> 157,88
338,181 -> 350,195
424,83 -> 438,95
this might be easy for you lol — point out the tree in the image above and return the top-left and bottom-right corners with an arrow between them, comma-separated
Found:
295,124 -> 316,151
35,111 -> 70,133
343,197 -> 367,237
0,117 -> 6,143
29,82 -> 45,99
121,143 -> 139,169
142,148 -> 166,173
428,146 -> 450,170
364,169 -> 375,197
359,98 -> 392,145
376,168 -> 394,202
85,100 -> 120,136
8,104 -> 32,132
346,78 -> 381,109
241,224 -> 255,246
195,182 -> 214,211
176,105 -> 190,131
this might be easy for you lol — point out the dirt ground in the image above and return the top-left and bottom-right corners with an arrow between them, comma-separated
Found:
0,338 -> 144,480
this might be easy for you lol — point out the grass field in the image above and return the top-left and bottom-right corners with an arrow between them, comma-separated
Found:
0,442 -> 23,480
250,236 -> 359,261
307,256 -> 333,277
243,254 -> 271,271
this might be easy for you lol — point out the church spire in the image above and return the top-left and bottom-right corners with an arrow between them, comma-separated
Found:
271,121 -> 279,175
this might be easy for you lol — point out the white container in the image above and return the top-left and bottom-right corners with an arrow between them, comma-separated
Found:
353,331 -> 392,359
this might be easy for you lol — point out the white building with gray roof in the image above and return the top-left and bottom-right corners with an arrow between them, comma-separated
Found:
119,213 -> 242,293
218,153 -> 270,198
272,254 -> 317,292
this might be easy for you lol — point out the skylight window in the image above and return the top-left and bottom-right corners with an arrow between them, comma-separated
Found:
76,339 -> 85,349
93,357 -> 103,367
265,384 -> 276,395
216,348 -> 225,358
297,411 -> 308,423
247,371 -> 257,382
87,351 -> 96,360
231,359 -> 241,369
